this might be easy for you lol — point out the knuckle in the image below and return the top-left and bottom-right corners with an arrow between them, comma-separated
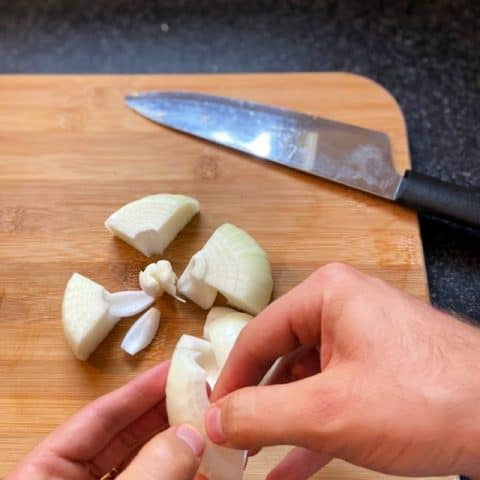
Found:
310,263 -> 365,306
316,262 -> 357,284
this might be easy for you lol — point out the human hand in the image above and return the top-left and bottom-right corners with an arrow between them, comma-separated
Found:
7,361 -> 204,480
205,263 -> 480,479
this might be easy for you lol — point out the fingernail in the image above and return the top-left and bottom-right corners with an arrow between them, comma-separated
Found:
204,406 -> 226,444
176,424 -> 205,457
248,447 -> 260,457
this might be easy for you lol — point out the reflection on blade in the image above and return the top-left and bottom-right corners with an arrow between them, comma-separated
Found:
244,132 -> 271,158
125,92 -> 402,199
211,131 -> 271,158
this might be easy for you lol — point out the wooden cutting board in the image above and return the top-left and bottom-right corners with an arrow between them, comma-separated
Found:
0,73 -> 449,479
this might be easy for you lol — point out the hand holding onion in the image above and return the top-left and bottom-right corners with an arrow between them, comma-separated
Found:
207,263 -> 480,480
8,264 -> 480,479
6,363 -> 205,480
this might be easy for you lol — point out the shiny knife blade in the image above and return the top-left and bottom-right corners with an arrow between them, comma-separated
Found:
125,91 -> 401,199
125,92 -> 480,228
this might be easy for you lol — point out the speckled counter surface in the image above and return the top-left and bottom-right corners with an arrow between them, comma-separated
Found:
1,0 -> 479,320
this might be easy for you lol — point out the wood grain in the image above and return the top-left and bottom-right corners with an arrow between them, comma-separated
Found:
0,73 -> 448,479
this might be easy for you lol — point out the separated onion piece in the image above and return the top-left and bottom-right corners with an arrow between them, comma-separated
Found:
167,334 -> 246,480
62,274 -> 156,360
177,223 -> 273,315
139,260 -> 185,303
205,307 -> 279,386
121,307 -> 160,355
105,194 -> 200,257
167,334 -> 218,424
105,290 -> 155,317
62,273 -> 119,361
204,307 -> 251,369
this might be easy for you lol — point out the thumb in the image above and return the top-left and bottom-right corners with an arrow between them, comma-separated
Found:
117,425 -> 204,480
204,372 -> 344,451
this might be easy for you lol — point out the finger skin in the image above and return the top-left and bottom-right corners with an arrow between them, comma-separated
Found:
211,276 -> 322,401
205,369 -> 349,450
45,361 -> 170,460
118,425 -> 204,480
6,362 -> 171,480
211,265 -> 359,401
240,347 -> 320,461
267,447 -> 331,480
89,400 -> 169,475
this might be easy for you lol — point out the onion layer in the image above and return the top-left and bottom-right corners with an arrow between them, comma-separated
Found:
105,194 -> 199,256
166,307 -> 251,480
178,223 -> 273,315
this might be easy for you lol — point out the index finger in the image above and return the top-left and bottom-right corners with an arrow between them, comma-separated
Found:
44,361 -> 170,460
212,270 -> 325,401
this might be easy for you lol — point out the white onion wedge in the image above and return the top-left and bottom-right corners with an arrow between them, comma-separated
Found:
167,334 -> 246,480
167,335 -> 217,426
177,223 -> 273,315
62,273 -> 119,361
105,194 -> 200,257
105,290 -> 155,317
139,260 -> 185,302
167,308 -> 251,480
121,307 -> 160,355
204,307 -> 251,368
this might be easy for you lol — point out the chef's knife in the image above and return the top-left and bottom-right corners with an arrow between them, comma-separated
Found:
125,92 -> 480,228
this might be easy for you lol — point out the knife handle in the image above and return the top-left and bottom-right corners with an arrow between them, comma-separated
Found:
397,170 -> 480,227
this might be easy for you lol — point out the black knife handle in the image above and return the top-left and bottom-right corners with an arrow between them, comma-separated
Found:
397,170 -> 480,228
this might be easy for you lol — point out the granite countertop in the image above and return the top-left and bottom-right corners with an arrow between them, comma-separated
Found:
1,0 -> 479,320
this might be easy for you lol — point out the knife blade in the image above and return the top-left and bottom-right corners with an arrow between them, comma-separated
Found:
125,91 -> 480,228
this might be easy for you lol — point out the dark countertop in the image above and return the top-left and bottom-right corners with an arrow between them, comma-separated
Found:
1,0 -> 479,320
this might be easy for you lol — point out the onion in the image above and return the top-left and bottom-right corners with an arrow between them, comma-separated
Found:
177,223 -> 273,315
121,307 -> 160,355
166,307 -> 250,480
204,307 -> 251,369
175,254 -> 217,309
139,260 -> 185,302
62,273 -> 119,361
62,274 -> 155,360
166,334 -> 217,427
105,194 -> 199,257
167,336 -> 246,480
105,290 -> 155,318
